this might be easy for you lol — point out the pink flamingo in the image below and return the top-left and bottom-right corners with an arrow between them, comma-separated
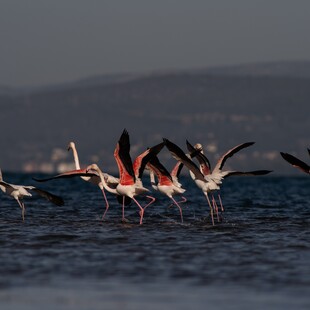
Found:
147,155 -> 186,222
113,129 -> 164,224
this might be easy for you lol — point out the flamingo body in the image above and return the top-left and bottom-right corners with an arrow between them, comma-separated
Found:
147,155 -> 186,222
0,169 -> 64,221
113,129 -> 165,224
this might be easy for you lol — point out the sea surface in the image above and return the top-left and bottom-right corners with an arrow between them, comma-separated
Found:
0,173 -> 309,310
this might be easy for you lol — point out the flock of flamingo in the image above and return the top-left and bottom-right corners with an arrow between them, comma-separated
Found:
0,129 -> 309,224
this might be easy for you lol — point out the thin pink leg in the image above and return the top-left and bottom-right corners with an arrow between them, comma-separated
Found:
17,199 -> 25,221
218,193 -> 224,212
205,193 -> 215,226
132,197 -> 145,225
177,196 -> 187,204
101,189 -> 110,220
171,196 -> 183,223
212,194 -> 220,222
167,196 -> 187,208
143,195 -> 156,211
122,196 -> 126,221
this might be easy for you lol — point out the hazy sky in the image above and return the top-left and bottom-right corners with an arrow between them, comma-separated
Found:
1,0 -> 310,87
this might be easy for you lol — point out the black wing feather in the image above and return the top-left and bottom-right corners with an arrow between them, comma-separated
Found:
163,138 -> 205,181
118,129 -> 135,179
186,140 -> 212,171
32,170 -> 98,182
223,170 -> 272,178
148,155 -> 173,181
30,187 -> 65,206
138,142 -> 165,179
280,152 -> 310,174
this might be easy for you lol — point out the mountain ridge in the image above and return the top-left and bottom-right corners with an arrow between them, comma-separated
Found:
0,61 -> 309,174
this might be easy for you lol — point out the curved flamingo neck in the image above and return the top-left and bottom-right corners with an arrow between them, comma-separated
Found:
70,145 -> 81,170
96,167 -> 118,194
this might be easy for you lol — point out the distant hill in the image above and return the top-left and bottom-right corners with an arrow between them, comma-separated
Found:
202,60 -> 310,78
0,61 -> 309,174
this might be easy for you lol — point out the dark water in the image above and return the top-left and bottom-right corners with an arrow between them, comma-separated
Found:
0,174 -> 309,309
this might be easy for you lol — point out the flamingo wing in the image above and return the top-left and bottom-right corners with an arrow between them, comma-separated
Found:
170,161 -> 184,179
114,129 -> 135,184
0,181 -> 16,191
26,186 -> 65,206
32,169 -> 97,182
149,155 -> 173,180
134,142 -> 165,179
186,140 -> 211,175
148,156 -> 174,186
163,138 -> 205,181
280,152 -> 310,174
213,142 -> 255,173
223,170 -> 273,178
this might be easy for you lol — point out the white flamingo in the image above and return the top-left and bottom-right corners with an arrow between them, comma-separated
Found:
68,141 -> 119,185
0,168 -> 64,221
186,140 -> 272,221
33,166 -> 119,220
68,141 -> 119,210
164,138 -> 271,225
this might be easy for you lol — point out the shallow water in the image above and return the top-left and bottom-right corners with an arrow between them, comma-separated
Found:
0,174 -> 309,309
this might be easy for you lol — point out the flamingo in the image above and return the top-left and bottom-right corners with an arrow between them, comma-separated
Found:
34,134 -> 164,223
0,168 -> 64,221
33,166 -> 120,220
35,141 -> 119,218
280,149 -> 310,174
186,140 -> 272,221
113,129 -> 164,224
67,141 -> 119,185
163,138 -> 271,225
147,155 -> 186,222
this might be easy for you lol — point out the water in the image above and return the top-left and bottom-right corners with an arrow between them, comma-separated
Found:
0,174 -> 309,309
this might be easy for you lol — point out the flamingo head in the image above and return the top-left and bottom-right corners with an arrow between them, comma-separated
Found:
67,141 -> 75,151
86,163 -> 100,174
194,143 -> 203,153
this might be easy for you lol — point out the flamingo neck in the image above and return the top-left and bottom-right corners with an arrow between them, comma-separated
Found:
149,170 -> 157,186
97,168 -> 118,194
71,146 -> 81,170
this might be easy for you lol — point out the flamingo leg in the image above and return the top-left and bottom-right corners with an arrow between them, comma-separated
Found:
171,196 -> 184,223
218,193 -> 224,212
212,194 -> 220,222
143,195 -> 156,211
122,196 -> 126,222
178,196 -> 187,204
205,193 -> 215,226
100,188 -> 110,220
132,197 -> 145,225
16,199 -> 25,221
167,196 -> 187,208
